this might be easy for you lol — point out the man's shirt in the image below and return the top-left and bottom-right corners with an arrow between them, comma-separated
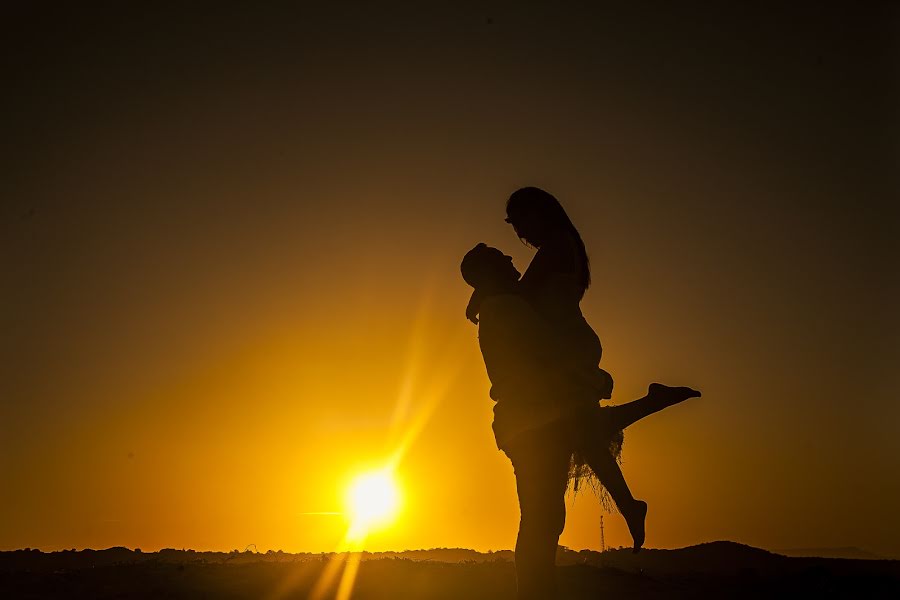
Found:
477,293 -> 612,449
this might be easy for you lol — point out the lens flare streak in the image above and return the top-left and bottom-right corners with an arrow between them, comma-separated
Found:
287,291 -> 466,600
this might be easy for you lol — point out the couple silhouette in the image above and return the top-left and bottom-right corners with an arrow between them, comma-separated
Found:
461,187 -> 700,600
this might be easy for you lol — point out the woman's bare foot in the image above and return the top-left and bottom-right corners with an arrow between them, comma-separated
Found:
647,383 -> 701,408
623,499 -> 648,553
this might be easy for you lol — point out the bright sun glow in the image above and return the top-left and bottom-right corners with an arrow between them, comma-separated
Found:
345,469 -> 401,538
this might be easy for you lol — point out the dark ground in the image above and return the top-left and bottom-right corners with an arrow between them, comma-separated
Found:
2,542 -> 898,599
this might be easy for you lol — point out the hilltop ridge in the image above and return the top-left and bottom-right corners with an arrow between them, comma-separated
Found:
2,541 -> 898,599
1,540 -> 894,573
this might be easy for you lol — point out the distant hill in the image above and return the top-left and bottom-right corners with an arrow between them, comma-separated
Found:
558,541 -> 786,574
776,546 -> 885,560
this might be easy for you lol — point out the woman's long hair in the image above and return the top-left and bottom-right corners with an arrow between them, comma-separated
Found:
506,187 -> 591,291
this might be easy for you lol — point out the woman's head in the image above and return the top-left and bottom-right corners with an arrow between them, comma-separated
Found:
505,186 -> 591,290
506,187 -> 567,247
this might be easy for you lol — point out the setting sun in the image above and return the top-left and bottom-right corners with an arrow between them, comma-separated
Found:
345,469 -> 401,537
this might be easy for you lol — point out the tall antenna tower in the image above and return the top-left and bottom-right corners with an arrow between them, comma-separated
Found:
599,515 -> 606,553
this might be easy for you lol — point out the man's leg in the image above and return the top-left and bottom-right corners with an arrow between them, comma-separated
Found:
505,426 -> 571,600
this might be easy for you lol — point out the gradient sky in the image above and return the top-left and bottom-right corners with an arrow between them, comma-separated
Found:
2,2 -> 898,557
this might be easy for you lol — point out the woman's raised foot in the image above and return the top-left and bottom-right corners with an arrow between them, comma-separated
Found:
647,383 -> 701,408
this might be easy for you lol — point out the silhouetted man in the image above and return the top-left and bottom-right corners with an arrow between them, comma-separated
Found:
461,243 -> 698,600
461,244 -> 603,600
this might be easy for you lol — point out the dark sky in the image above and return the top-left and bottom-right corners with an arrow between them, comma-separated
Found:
2,2 -> 898,555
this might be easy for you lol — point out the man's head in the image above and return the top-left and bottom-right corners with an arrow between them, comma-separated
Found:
460,243 -> 521,291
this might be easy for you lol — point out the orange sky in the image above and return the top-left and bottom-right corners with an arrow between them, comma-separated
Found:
2,3 -> 898,557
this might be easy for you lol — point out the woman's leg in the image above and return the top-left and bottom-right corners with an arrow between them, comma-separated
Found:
601,383 -> 700,435
580,384 -> 699,552
579,442 -> 648,552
